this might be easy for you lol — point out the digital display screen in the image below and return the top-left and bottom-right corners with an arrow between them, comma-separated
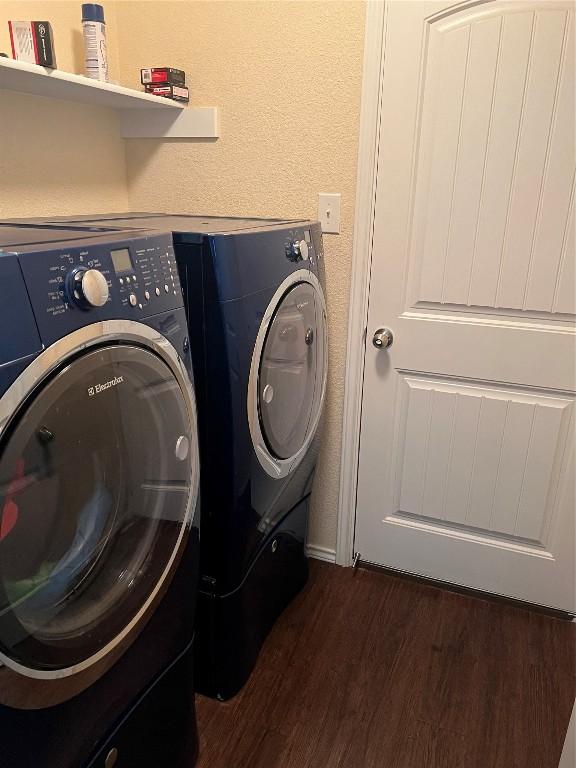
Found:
111,247 -> 132,274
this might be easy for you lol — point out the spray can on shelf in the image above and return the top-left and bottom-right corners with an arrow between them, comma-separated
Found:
82,3 -> 108,81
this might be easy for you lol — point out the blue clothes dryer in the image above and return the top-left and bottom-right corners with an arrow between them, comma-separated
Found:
0,224 -> 200,765
175,217 -> 327,701
7,214 -> 328,701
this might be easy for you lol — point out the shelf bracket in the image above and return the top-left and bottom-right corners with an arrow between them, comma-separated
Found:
119,107 -> 219,139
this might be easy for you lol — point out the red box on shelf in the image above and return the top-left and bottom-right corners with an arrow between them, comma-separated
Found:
145,84 -> 189,103
8,21 -> 56,68
141,67 -> 185,86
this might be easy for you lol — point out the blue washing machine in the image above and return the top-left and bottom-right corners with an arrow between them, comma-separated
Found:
7,214 -> 328,700
0,224 -> 200,766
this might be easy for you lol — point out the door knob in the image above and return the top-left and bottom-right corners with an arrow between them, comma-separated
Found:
372,328 -> 393,349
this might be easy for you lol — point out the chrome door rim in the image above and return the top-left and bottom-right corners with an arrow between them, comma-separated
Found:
247,270 -> 328,479
0,320 -> 200,680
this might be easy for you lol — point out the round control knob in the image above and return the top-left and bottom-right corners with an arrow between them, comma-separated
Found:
69,268 -> 109,308
286,241 -> 303,263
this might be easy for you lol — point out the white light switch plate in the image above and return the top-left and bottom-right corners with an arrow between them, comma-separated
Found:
318,193 -> 341,234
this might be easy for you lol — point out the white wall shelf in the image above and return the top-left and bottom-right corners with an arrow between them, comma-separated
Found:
0,57 -> 219,139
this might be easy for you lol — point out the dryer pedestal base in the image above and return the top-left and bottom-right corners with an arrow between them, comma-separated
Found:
195,496 -> 309,701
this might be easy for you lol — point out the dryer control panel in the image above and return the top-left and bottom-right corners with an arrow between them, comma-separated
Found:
15,231 -> 183,345
284,228 -> 316,266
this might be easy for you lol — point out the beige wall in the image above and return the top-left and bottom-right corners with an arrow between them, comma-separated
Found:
116,0 -> 365,552
0,1 -> 365,554
0,1 -> 129,217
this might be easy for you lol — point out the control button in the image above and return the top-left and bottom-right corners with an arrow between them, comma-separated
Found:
145,291 -> 150,300
299,240 -> 309,261
129,293 -> 137,307
139,303 -> 143,309
286,241 -> 304,263
155,287 -> 161,296
119,278 -> 123,285
132,276 -> 137,283
164,284 -> 169,293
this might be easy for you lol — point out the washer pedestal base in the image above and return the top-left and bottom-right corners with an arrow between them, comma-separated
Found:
195,496 -> 309,701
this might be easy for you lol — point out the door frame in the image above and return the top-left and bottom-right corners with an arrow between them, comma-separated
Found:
336,0 -> 388,565
336,0 -> 487,565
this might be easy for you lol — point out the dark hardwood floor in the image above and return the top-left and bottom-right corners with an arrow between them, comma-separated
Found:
195,561 -> 575,768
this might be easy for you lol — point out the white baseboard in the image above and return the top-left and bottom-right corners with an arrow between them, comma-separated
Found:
306,543 -> 337,563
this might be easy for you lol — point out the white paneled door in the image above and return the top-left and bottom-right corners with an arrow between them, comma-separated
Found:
355,0 -> 575,611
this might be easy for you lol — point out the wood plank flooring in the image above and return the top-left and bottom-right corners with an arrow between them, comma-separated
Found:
195,561 -> 575,768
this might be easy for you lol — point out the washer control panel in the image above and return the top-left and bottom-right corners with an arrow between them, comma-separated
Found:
111,237 -> 182,312
17,231 -> 183,345
284,228 -> 315,265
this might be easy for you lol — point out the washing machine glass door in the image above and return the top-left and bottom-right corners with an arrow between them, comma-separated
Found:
258,279 -> 327,463
0,343 -> 196,677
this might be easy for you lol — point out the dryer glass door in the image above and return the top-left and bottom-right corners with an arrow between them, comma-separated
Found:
0,344 -> 195,675
258,281 -> 326,461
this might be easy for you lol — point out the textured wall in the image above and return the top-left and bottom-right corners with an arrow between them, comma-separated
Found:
0,1 -> 365,553
0,1 -> 129,217
116,0 -> 366,552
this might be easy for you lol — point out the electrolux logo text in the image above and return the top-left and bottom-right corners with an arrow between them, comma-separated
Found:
88,376 -> 124,397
